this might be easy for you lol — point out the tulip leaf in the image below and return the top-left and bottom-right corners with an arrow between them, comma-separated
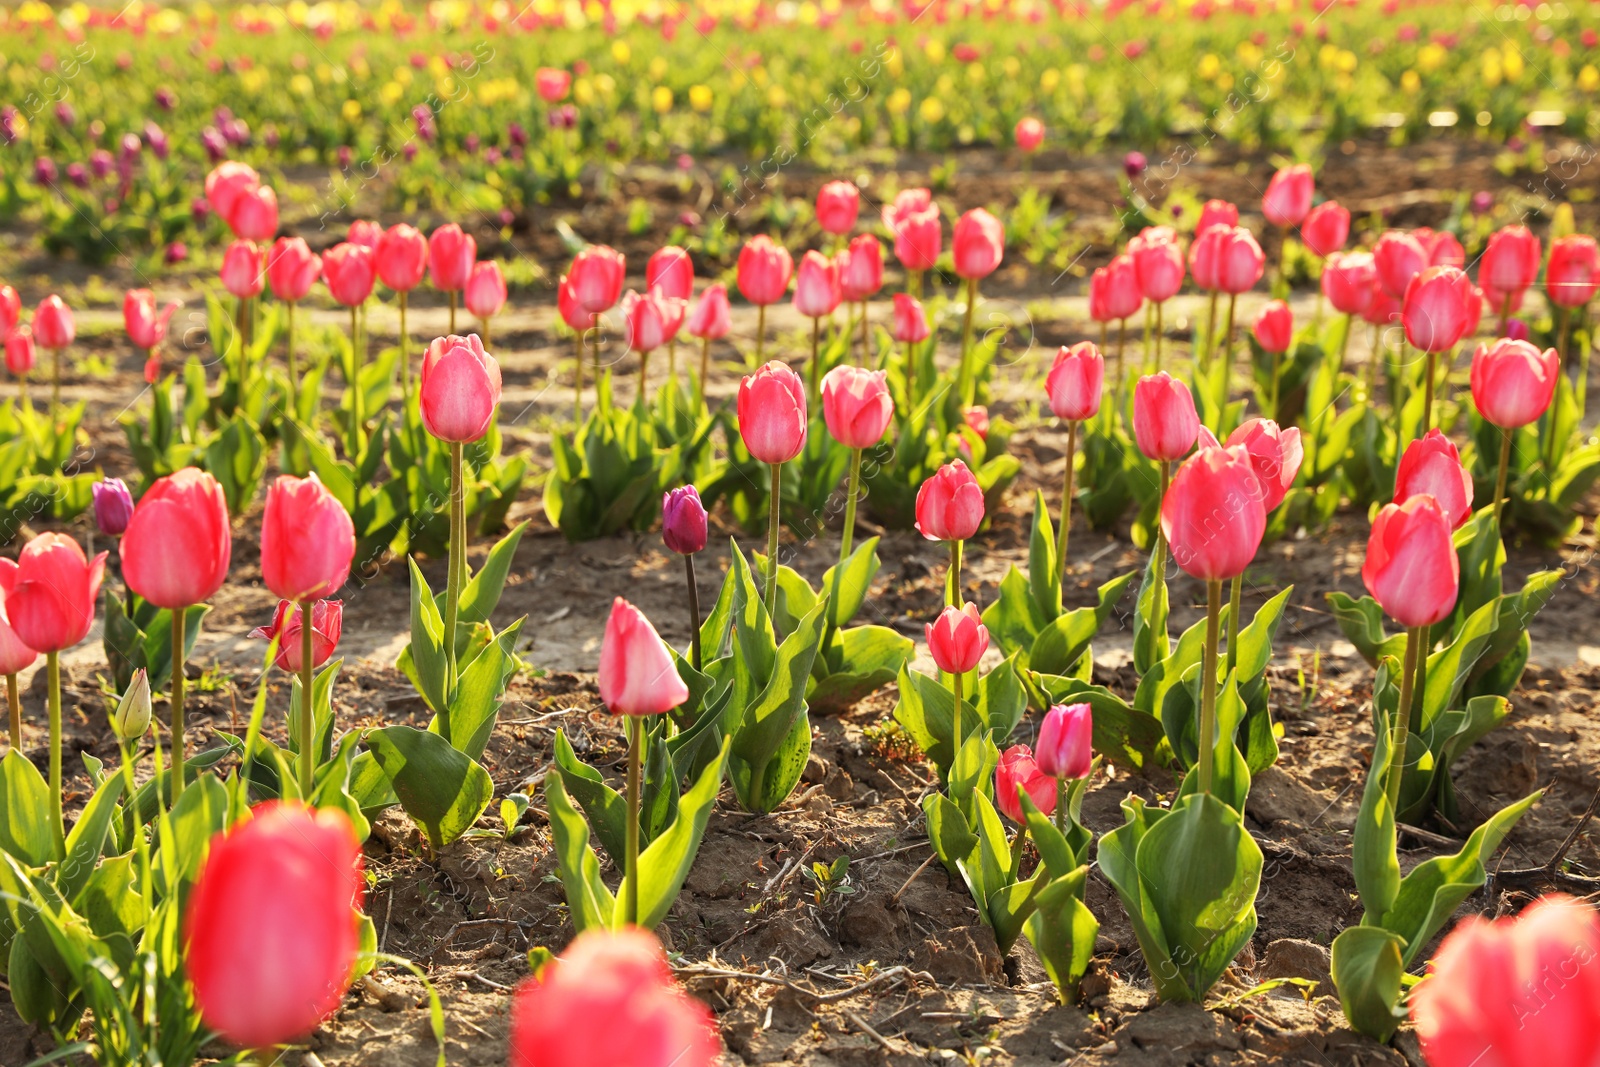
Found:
1324,592 -> 1408,667
1330,926 -> 1408,1042
981,565 -> 1051,669
891,664 -> 983,782
986,874 -> 1044,956
59,773 -> 125,902
1421,598 -> 1499,724
76,853 -> 145,941
0,751 -> 57,867
729,600 -> 827,813
287,658 -> 342,768
551,730 -> 629,867
1176,672 -> 1252,816
636,739 -> 729,931
1350,708 -> 1401,920
452,521 -> 528,629
1024,868 -> 1098,1003
924,791 -> 980,884
403,557 -> 450,716
809,625 -> 914,713
366,726 -> 494,852
437,619 -> 524,760
1131,548 -> 1170,677
1027,571 -> 1134,678
155,773 -> 230,894
1027,490 -> 1062,623
817,536 -> 882,631
543,772 -> 615,935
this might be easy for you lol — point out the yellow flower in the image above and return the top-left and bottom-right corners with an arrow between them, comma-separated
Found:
393,65 -> 413,86
1483,48 -> 1503,87
767,85 -> 788,109
1579,64 -> 1600,92
612,40 -> 631,64
648,56 -> 668,80
342,99 -> 362,122
924,39 -> 945,63
595,73 -> 616,96
1335,49 -> 1357,74
652,85 -> 673,113
919,97 -> 945,123
1400,70 -> 1421,93
1002,57 -> 1020,78
887,87 -> 911,115
291,73 -> 314,97
1418,43 -> 1446,73
689,84 -> 713,112
574,77 -> 594,105
1198,53 -> 1220,80
380,81 -> 404,106
1503,48 -> 1524,81
1040,67 -> 1060,91
967,63 -> 985,84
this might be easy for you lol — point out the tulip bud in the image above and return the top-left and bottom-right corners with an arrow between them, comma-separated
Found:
267,236 -> 322,303
33,294 -> 76,348
112,668 -> 152,740
892,207 -> 942,273
1045,342 -> 1104,423
926,602 -> 989,675
915,460 -> 984,542
1161,445 -> 1267,581
792,250 -> 842,318
838,234 -> 884,302
1546,235 -> 1600,309
737,361 -> 807,464
219,240 -> 264,300
1089,254 -> 1143,321
1133,372 -> 1200,463
661,486 -> 708,555
92,477 -> 135,537
599,598 -> 689,716
952,208 -> 1005,280
5,326 -> 36,377
1251,300 -> 1293,354
1036,702 -> 1092,779
686,283 -> 732,340
1470,338 -> 1560,429
569,245 -> 626,314
815,181 -> 861,236
995,744 -> 1056,823
1394,430 -> 1474,530
1226,418 -> 1304,513
0,284 -> 19,337
1373,230 -> 1427,298
1321,251 -> 1377,316
646,246 -> 694,302
464,260 -> 507,321
1130,228 -> 1185,303
821,365 -> 894,450
419,333 -> 503,442
1300,200 -> 1350,258
376,223 -> 430,292
891,293 -> 930,344
1479,224 -> 1541,295
1211,227 -> 1265,294
1362,495 -> 1458,628
428,223 -> 477,293
1014,117 -> 1044,152
737,236 -> 794,306
1261,163 -> 1314,227
322,242 -> 375,307
1402,266 -> 1474,353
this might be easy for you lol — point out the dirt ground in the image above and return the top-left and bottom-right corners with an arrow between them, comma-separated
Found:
1,139 -> 1598,1066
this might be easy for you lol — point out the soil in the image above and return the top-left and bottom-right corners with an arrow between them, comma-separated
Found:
2,140 -> 1599,1066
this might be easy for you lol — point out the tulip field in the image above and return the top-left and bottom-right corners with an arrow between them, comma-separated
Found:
9,1 -> 1600,1065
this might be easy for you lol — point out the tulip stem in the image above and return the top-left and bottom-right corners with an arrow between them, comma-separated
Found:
1055,777 -> 1068,836
1498,291 -> 1512,339
911,271 -> 924,300
1056,421 -> 1078,609
824,447 -> 864,655
1198,579 -> 1221,796
1393,339 -> 1407,472
1115,319 -> 1127,393
1222,293 -> 1238,428
1225,573 -> 1243,677
685,554 -> 703,672
170,607 -> 186,803
1422,350 -> 1437,434
445,442 -> 466,695
1384,625 -> 1422,816
904,340 -> 915,401
5,672 -> 19,751
299,598 -> 317,800
1151,461 -> 1170,580
858,301 -> 870,366
623,714 -> 642,927
637,349 -> 651,407
1154,301 -> 1164,372
399,290 -> 411,401
948,538 -> 964,609
51,346 -> 61,425
1204,292 -> 1219,369
449,290 -> 458,335
575,331 -> 586,425
286,300 -> 298,404
764,462 -> 782,615
1493,426 -> 1513,529
950,669 -> 964,762
348,305 -> 364,456
958,277 -> 978,405
698,335 -> 711,409
809,317 -> 823,406
47,652 -> 64,858
756,305 -> 766,364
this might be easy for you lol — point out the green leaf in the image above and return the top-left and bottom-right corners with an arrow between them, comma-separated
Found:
403,558 -> 450,716
543,773 -> 615,934
637,740 -> 729,930
810,625 -> 913,713
1350,704 -> 1401,919
1027,490 -> 1062,621
1097,797 -> 1187,1002
817,536 -> 882,630
59,774 -> 125,901
1330,926 -> 1408,1042
0,751 -> 56,866
366,726 -> 494,851
455,521 -> 528,627
439,619 -> 524,760
729,601 -> 828,813
1024,869 -> 1098,1003
1325,592 -> 1406,666
551,730 -> 628,866
1027,571 -> 1135,677
1132,548 -> 1170,677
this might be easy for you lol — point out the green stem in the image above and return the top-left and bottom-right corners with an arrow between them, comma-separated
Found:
1225,573 -> 1243,677
765,462 -> 781,613
51,346 -> 61,425
698,335 -> 710,408
1222,293 -> 1237,430
1056,421 -> 1078,608
1055,777 -> 1067,835
170,608 -> 185,802
685,554 -> 702,672
1422,349 -> 1437,434
858,301 -> 869,366
286,301 -> 298,406
1151,462 -> 1170,579
47,653 -> 64,856
6,672 -> 19,751
1115,318 -> 1127,393
1198,579 -> 1222,796
623,715 -> 642,926
823,448 -> 863,653
637,348 -> 651,405
809,317 -> 822,407
349,305 -> 364,456
1493,426 -> 1512,528
950,667 -> 964,759
399,290 -> 411,400
1384,626 -> 1422,815
948,538 -> 963,608
298,598 -> 316,800
1204,291 -> 1219,368
575,331 -> 586,425
445,442 -> 465,695
449,290 -> 458,335
756,304 -> 766,364
1393,338 -> 1408,470
1154,300 -> 1164,372
958,276 -> 978,405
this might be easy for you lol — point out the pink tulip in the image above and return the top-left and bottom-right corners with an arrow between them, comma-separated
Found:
1134,372 -> 1200,463
5,327 -> 36,376
250,599 -> 343,673
535,67 -> 572,102
261,473 -> 356,603
346,220 -> 383,250
1130,227 -> 1185,303
1188,227 -> 1225,293
569,245 -> 626,314
621,289 -> 685,353
1375,230 -> 1430,298
1362,495 -> 1459,628
123,289 -> 180,350
267,237 -> 322,302
737,361 -> 807,463
1226,418 -> 1304,513
598,598 -> 689,716
1262,163 -> 1314,227
428,223 -> 477,293
892,293 -> 931,343
1014,117 -> 1045,152
228,184 -> 278,242
1045,342 -> 1104,423
464,260 -> 507,320
1251,300 -> 1293,354
916,460 -> 984,542
1470,339 -> 1560,429
1036,702 -> 1092,779
736,236 -> 793,306
1322,251 -> 1378,316
1161,445 -> 1267,581
952,208 -> 1004,280
926,602 -> 989,674
1090,254 -> 1144,322
321,242 -> 375,307
1195,199 -> 1239,237
375,224 -> 430,292
792,250 -> 842,318
33,294 -> 75,348
1402,266 -> 1474,353
964,406 -> 989,439
1546,235 -> 1600,309
1419,227 -> 1466,269
1395,430 -> 1474,530
838,234 -> 884,302
881,187 -> 936,232
3,532 -> 106,653
121,468 -> 232,610
219,241 -> 264,299
821,365 -> 893,449
686,284 -> 731,340
1479,225 -> 1541,295
557,275 -> 589,333
1212,227 -> 1265,293
645,246 -> 694,301
892,207 -> 942,273
1300,200 -> 1350,258
815,180 -> 861,235
203,160 -> 260,222
0,285 -> 19,337
0,560 -> 42,676
1363,287 -> 1403,327
995,744 -> 1057,823
419,333 -> 502,442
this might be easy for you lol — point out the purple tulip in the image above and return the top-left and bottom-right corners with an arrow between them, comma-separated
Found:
34,157 -> 59,185
93,478 -> 136,537
1123,150 -> 1147,180
66,162 -> 90,188
154,86 -> 176,110
0,105 -> 18,144
508,121 -> 528,147
144,121 -> 170,160
54,101 -> 76,127
662,486 -> 708,555
165,241 -> 188,264
90,149 -> 115,179
201,126 -> 226,161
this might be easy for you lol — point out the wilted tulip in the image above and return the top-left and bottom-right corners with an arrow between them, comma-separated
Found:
249,599 -> 344,673
1036,702 -> 1093,780
1395,430 -> 1473,530
260,473 -> 357,604
1133,372 -> 1199,463
995,745 -> 1057,823
419,333 -> 503,443
815,180 -> 861,236
121,468 -> 232,610
1363,495 -> 1458,629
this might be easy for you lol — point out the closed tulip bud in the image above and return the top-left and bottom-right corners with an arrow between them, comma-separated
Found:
892,293 -> 931,344
916,460 -> 985,542
1300,200 -> 1350,258
1252,299 -> 1293,354
1420,227 -> 1466,269
508,929 -> 721,1067
599,598 -> 689,715
346,219 -> 382,249
1036,702 -> 1093,779
91,477 -> 135,537
1402,266 -> 1474,353
203,160 -> 260,222
661,486 -> 708,555
1187,227 -> 1225,293
121,468 -> 232,610
1123,151 -> 1147,180
569,245 -> 626,314
1046,342 -> 1104,423
535,66 -> 572,102
3,532 -> 106,653
892,207 -> 943,273
1546,235 -> 1600,308
0,559 -> 42,676
428,223 -> 477,292
1195,198 -> 1239,238
261,473 -> 356,603
1161,445 -> 1267,581
1362,495 -> 1458,628
5,326 -> 36,376
375,223 -> 430,292
1212,227 -> 1265,293
184,802 -> 363,1050
964,405 -> 989,439
837,234 -> 884,302
737,235 -> 794,306
1262,163 -> 1314,227
1226,418 -> 1304,513
1133,372 -> 1200,462
791,250 -> 842,318
645,245 -> 694,302
1395,429 -> 1473,530
228,184 -> 278,242
419,333 -> 502,442
267,236 -> 322,302
464,260 -> 507,320
219,240 -> 264,300
1480,224 -> 1541,295
926,602 -> 989,674
881,187 -> 936,233
1373,230 -> 1427,298
0,285 -> 19,336
1412,894 -> 1600,1067
821,365 -> 894,449
686,283 -> 732,340
33,294 -> 75,348
815,180 -> 861,235
995,744 -> 1057,823
111,668 -> 152,741
321,242 -> 375,307
1470,338 -> 1560,429
1321,251 -> 1378,316
622,289 -> 685,352
1363,287 -> 1403,327
1089,254 -> 1144,321
952,208 -> 1005,280
249,599 -> 343,672
737,361 -> 807,463
123,288 -> 180,350
1130,227 -> 1185,303
1014,116 -> 1045,152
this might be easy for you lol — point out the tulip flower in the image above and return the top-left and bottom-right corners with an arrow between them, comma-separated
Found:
1129,228 -> 1185,370
0,559 -> 40,749
219,241 -> 264,301
1546,234 -> 1599,373
185,803 -> 363,1050
1044,343 -> 1104,598
838,233 -> 884,363
1395,430 -> 1473,530
917,459 -> 985,606
737,235 -> 793,361
464,260 -> 507,344
32,294 -> 75,421
995,744 -> 1057,824
429,223 -> 477,331
91,476 -> 134,539
1321,249 -> 1377,347
789,249 -> 841,394
816,180 -> 861,237
687,283 -> 731,403
1088,253 -> 1143,381
1373,230 -> 1426,300
1,284 -> 21,338
1195,199 -> 1239,238
5,325 -> 35,403
891,291 -> 931,395
885,189 -> 942,292
964,406 -> 989,439
203,160 -> 260,222
1223,417 -> 1302,670
645,250 -> 695,390
1411,894 -> 1600,1067
949,207 -> 1005,400
1014,117 -> 1045,154
110,667 -> 151,744
1401,265 -> 1475,433
1037,702 -> 1093,781
662,486 -> 708,668
1160,444 -> 1266,796
1262,163 -> 1313,229
123,288 -> 181,384
535,66 -> 572,103
1480,225 -> 1541,331
821,364 -> 894,637
570,244 -> 626,315
250,599 -> 343,673
621,288 -> 686,399
1252,300 -> 1292,356
265,235 -> 321,389
738,362 -> 807,608
1470,337 -> 1561,523
1300,200 -> 1349,260
228,183 -> 278,242
346,219 -> 382,249
1362,493 -> 1458,808
508,929 -> 721,1067
1134,372 -> 1199,465
3,532 -> 106,851
928,601 -> 989,743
